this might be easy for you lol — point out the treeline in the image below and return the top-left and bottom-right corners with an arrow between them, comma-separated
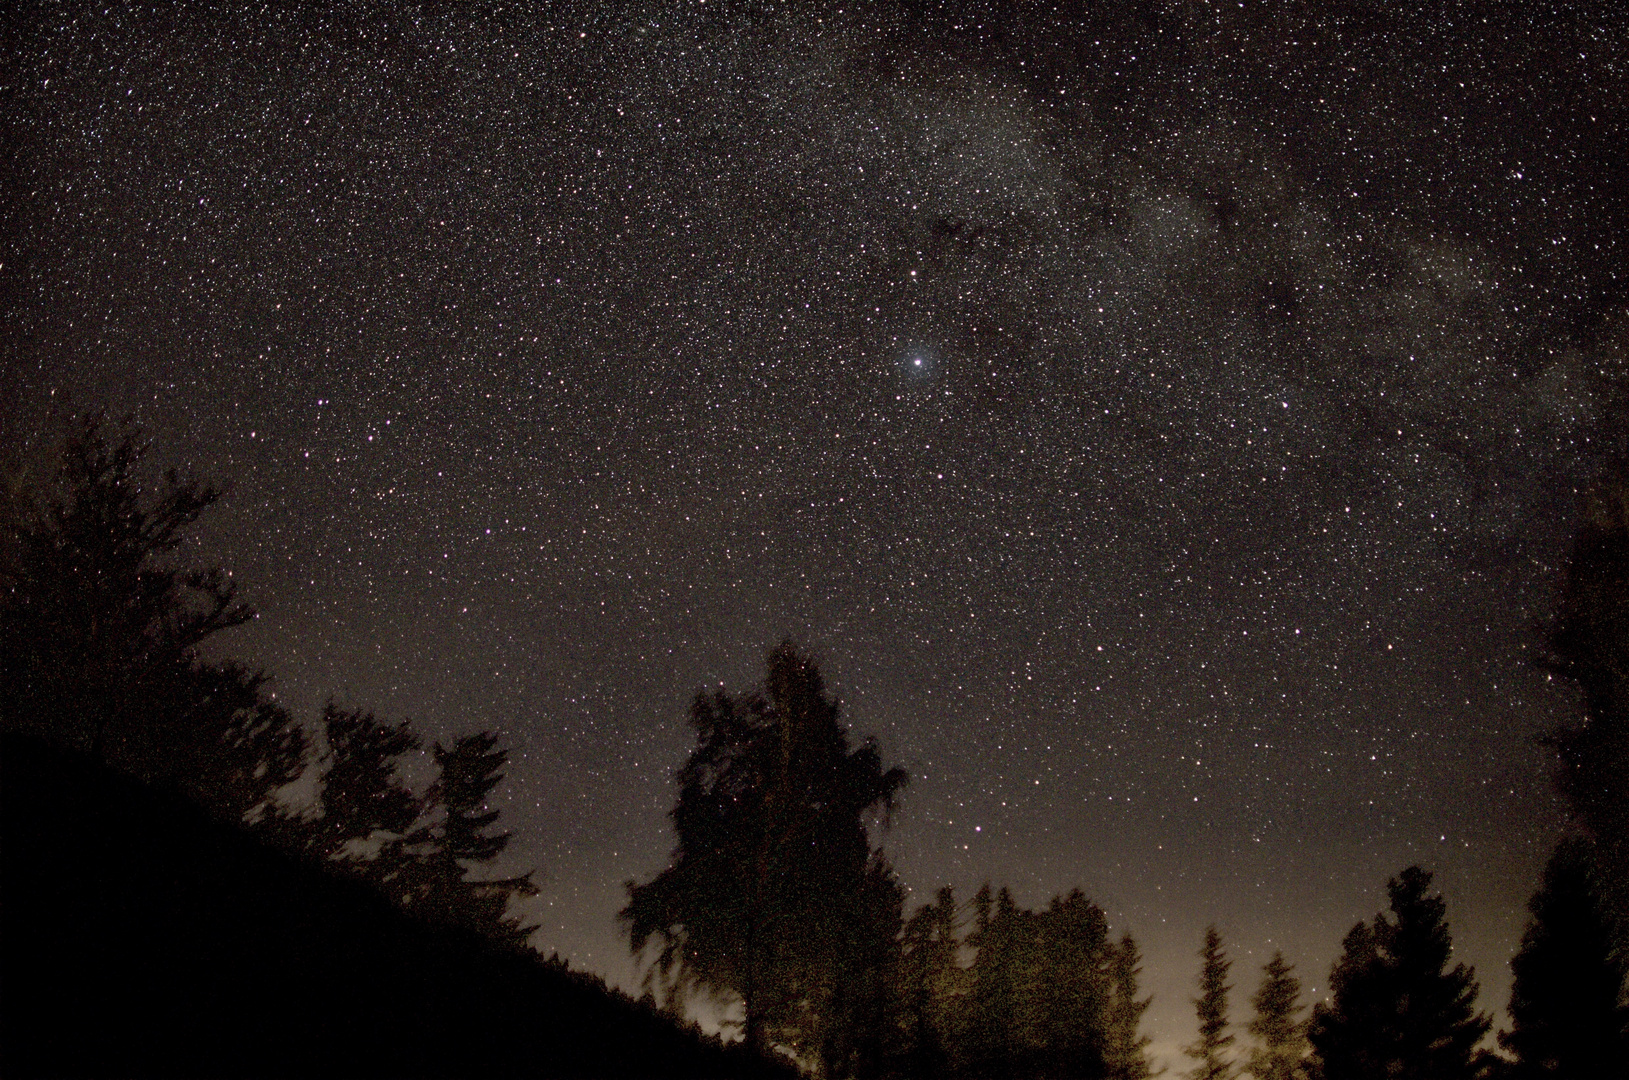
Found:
619,482 -> 1629,1078
0,414 -> 799,1077
621,640 -> 1160,1079
0,729 -> 796,1079
0,415 -> 537,944
616,637 -> 1627,1080
4,416 -> 1627,1079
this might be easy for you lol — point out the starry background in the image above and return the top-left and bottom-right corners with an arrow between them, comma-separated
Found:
4,0 -> 1627,1066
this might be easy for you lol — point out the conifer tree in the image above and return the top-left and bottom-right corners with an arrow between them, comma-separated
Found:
1244,952 -> 1308,1080
1308,866 -> 1489,1080
1185,925 -> 1235,1080
1499,838 -> 1629,1079
1105,933 -> 1155,1080
406,731 -> 537,947
1035,889 -> 1113,1079
309,703 -> 425,888
964,884 -> 1033,1077
898,886 -> 961,1079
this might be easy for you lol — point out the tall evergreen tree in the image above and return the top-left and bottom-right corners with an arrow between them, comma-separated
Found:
1243,952 -> 1307,1080
309,703 -> 425,888
0,414 -> 305,820
406,731 -> 538,947
622,641 -> 908,1061
1104,933 -> 1155,1080
1309,866 -> 1490,1080
898,887 -> 962,1079
964,884 -> 1035,1078
1034,889 -> 1113,1079
1499,838 -> 1629,1079
1185,926 -> 1235,1080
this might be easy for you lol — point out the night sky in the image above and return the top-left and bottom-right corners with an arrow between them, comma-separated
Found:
5,1 -> 1626,1066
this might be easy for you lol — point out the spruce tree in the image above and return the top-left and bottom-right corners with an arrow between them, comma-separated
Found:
898,886 -> 961,1080
1105,933 -> 1155,1080
310,703 -> 425,888
1499,838 -> 1629,1079
1244,952 -> 1308,1080
1309,866 -> 1490,1080
406,731 -> 537,947
1034,889 -> 1113,1079
1185,925 -> 1235,1080
964,884 -> 1033,1077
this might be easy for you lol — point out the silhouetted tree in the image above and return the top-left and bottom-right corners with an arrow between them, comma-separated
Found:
1244,952 -> 1307,1080
0,414 -> 305,820
622,641 -> 907,1064
308,703 -> 425,887
1185,926 -> 1235,1080
1498,837 -> 1629,1079
964,883 -> 1033,1078
1309,866 -> 1489,1080
821,855 -> 905,1080
1543,478 -> 1629,943
1035,889 -> 1113,1079
955,884 -> 1120,1080
1104,933 -> 1155,1080
898,886 -> 962,1079
406,731 -> 538,947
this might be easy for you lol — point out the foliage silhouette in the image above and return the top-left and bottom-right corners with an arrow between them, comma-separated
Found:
0,414 -> 305,821
1104,933 -> 1156,1080
308,703 -> 424,869
1542,478 -> 1629,945
1185,926 -> 1235,1080
0,732 -> 795,1079
1308,866 -> 1489,1080
1498,837 -> 1629,1079
897,886 -> 961,1078
889,882 -> 1143,1080
404,731 -> 540,947
1243,952 -> 1307,1080
622,640 -> 908,1066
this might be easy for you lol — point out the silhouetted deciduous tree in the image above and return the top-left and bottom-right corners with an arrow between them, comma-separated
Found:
1185,926 -> 1235,1080
1308,866 -> 1489,1080
622,640 -> 908,1066
0,414 -> 305,821
1244,951 -> 1307,1080
1499,837 -> 1629,1079
821,855 -> 905,1080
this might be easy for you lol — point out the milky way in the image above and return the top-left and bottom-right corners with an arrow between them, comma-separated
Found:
5,1 -> 1625,1064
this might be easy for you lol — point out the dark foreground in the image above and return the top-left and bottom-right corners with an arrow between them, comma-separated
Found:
0,734 -> 793,1079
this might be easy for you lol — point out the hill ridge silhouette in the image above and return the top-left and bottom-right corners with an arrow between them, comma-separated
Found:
0,732 -> 793,1079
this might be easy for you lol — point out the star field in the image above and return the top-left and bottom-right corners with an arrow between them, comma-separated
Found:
4,1 -> 1625,1065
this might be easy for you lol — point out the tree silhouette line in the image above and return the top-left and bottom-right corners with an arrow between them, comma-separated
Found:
0,414 -> 538,945
3,415 -> 1626,1078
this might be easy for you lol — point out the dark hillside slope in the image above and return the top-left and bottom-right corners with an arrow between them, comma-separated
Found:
0,734 -> 790,1079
